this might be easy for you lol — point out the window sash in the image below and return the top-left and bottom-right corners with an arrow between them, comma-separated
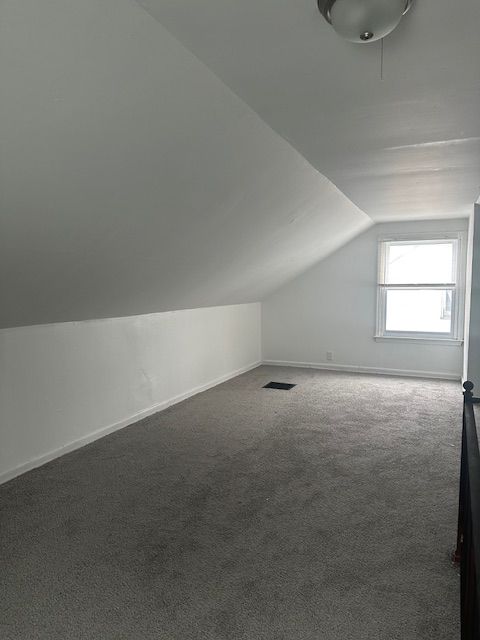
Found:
378,238 -> 458,286
377,286 -> 456,338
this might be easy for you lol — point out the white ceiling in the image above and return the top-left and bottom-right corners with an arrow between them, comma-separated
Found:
2,0 -> 478,329
138,0 -> 480,221
0,0 -> 370,328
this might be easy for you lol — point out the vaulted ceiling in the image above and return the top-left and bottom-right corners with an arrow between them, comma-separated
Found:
139,0 -> 480,221
1,0 -> 478,329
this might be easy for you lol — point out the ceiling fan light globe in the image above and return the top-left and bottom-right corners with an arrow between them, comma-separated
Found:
329,0 -> 407,43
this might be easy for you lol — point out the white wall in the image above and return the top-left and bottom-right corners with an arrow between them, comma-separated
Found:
262,219 -> 468,380
464,204 -> 480,387
0,303 -> 261,483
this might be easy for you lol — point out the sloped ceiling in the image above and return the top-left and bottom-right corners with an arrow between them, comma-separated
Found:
0,0 -> 371,329
138,0 -> 480,221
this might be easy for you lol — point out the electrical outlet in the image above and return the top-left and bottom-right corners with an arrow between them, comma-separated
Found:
326,351 -> 333,361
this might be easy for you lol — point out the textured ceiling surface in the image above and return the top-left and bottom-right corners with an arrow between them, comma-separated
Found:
138,0 -> 480,221
2,0 -> 478,328
0,0 -> 371,328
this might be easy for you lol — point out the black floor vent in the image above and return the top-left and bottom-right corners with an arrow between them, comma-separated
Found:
263,381 -> 296,390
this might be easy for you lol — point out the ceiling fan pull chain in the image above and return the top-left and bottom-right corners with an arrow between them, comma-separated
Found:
380,37 -> 384,80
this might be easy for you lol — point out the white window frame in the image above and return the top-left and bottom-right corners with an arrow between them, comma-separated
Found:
375,232 -> 466,345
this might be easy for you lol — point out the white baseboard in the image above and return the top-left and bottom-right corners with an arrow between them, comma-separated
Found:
0,360 -> 261,486
262,359 -> 461,381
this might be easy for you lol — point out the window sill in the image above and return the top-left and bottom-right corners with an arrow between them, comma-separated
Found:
374,335 -> 463,346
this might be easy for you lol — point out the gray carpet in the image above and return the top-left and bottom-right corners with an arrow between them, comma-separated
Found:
1,366 -> 462,639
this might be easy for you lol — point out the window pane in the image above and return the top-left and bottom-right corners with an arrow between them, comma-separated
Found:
386,242 -> 454,284
385,289 -> 453,333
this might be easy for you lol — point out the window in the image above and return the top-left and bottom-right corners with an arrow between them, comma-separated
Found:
376,235 -> 464,342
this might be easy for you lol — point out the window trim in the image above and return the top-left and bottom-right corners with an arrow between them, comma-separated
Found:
375,232 -> 466,344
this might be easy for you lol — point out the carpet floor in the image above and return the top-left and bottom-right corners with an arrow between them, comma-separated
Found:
1,366 -> 462,639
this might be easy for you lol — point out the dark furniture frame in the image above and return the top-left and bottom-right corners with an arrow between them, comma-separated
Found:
454,381 -> 480,639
